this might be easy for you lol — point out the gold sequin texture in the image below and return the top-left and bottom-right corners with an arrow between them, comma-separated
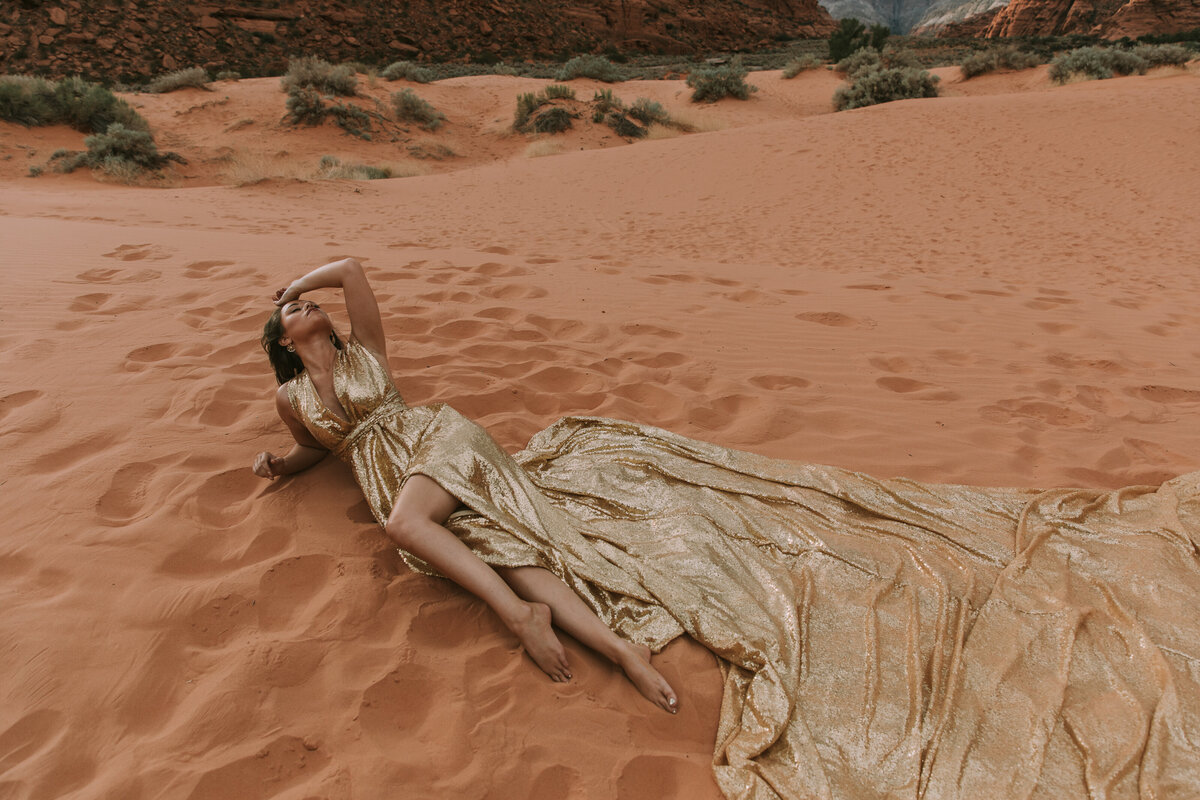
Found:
288,337 -> 1200,799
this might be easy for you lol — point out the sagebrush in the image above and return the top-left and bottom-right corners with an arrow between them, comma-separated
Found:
0,75 -> 147,132
556,54 -> 625,82
280,56 -> 357,95
687,60 -> 758,102
147,67 -> 209,93
391,88 -> 445,130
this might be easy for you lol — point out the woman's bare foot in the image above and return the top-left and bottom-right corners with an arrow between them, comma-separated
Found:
616,641 -> 678,713
507,602 -> 572,682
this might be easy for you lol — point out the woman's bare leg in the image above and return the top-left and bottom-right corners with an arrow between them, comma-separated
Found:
386,475 -> 571,682
499,566 -> 679,714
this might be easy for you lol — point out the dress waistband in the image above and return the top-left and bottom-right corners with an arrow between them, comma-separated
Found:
333,396 -> 407,459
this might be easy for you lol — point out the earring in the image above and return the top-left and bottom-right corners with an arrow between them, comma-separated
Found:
286,345 -> 296,353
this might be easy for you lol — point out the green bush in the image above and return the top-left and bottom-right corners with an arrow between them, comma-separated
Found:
381,60 -> 435,83
837,48 -> 883,77
628,97 -> 669,126
960,46 -> 1042,79
1048,46 -> 1148,83
829,18 -> 890,63
604,110 -> 645,138
514,91 -> 547,130
556,54 -> 625,82
285,86 -> 328,125
391,88 -> 445,130
147,67 -> 209,93
1132,43 -> 1192,67
215,70 -> 242,81
782,54 -> 822,78
326,101 -> 372,139
317,155 -> 391,180
686,60 -> 758,102
50,122 -> 186,176
833,65 -> 939,110
0,75 -> 148,133
532,106 -> 574,133
280,56 -> 357,95
592,88 -> 623,113
543,84 -> 576,100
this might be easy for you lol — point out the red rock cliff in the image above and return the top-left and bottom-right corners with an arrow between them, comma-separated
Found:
939,0 -> 1200,38
0,0 -> 836,80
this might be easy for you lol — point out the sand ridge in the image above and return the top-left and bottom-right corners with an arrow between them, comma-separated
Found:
1,66 -> 1199,798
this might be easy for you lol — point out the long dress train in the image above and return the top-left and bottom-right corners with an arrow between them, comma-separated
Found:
288,337 -> 1200,800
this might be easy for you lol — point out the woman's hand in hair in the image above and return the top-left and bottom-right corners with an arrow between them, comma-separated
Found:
273,284 -> 303,307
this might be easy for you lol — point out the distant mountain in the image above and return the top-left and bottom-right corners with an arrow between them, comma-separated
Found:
914,0 -> 1200,37
816,0 -> 943,32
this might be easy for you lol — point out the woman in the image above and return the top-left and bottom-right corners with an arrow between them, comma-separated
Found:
252,256 -> 679,713
254,258 -> 1200,800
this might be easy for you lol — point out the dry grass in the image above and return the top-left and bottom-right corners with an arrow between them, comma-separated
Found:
644,124 -> 684,140
218,150 -> 428,186
523,139 -> 566,158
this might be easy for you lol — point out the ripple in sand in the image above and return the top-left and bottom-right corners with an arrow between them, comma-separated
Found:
186,735 -> 330,800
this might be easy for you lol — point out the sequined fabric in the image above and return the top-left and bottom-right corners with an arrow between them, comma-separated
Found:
289,337 -> 1200,799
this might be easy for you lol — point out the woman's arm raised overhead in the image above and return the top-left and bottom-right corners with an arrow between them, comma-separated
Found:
273,257 -> 387,359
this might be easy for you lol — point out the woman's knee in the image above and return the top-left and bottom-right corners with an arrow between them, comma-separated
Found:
385,513 -> 424,548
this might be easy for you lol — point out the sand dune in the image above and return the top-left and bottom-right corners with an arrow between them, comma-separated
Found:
1,65 -> 1199,798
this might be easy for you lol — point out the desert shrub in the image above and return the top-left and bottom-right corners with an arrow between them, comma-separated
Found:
325,101 -> 372,139
686,60 -> 758,102
532,106 -> 574,133
514,91 -> 547,129
317,155 -> 391,180
285,86 -> 328,124
592,88 -> 623,113
960,46 -> 1042,79
51,122 -> 186,175
1047,46 -> 1148,83
381,60 -> 435,83
782,54 -> 822,78
557,54 -> 624,82
1132,43 -> 1193,67
391,88 -> 445,130
628,97 -> 669,126
0,75 -> 148,133
280,56 -> 357,95
833,65 -> 939,110
837,48 -> 883,77
829,18 -> 890,63
879,46 -> 923,70
215,70 -> 242,81
543,84 -> 576,100
604,110 -> 645,138
146,67 -> 209,93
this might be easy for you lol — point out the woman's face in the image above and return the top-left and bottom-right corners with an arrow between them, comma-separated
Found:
279,300 -> 332,344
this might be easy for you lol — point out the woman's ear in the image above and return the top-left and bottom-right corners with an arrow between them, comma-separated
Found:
278,336 -> 292,348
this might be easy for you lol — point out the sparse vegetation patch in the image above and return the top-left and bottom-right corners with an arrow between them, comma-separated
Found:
391,88 -> 446,131
1048,46 -> 1148,83
556,54 -> 625,82
833,53 -> 939,111
0,75 -> 148,133
959,46 -> 1041,79
280,56 -> 357,96
48,122 -> 185,178
686,59 -> 758,103
317,155 -> 392,180
146,67 -> 210,93
381,61 -> 435,83
782,54 -> 822,78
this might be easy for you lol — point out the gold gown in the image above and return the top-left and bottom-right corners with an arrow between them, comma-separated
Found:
288,337 -> 1200,800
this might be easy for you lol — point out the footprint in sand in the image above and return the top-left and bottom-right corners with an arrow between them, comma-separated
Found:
617,755 -> 695,799
182,260 -> 235,279
161,526 -> 293,578
184,467 -> 262,528
748,375 -> 811,391
619,322 -> 683,339
187,736 -> 330,800
76,266 -> 162,284
980,398 -> 1093,427
473,261 -> 529,278
359,663 -> 448,756
255,554 -> 338,632
481,284 -> 548,301
796,311 -> 859,328
1133,385 -> 1200,404
182,593 -> 256,648
845,283 -> 893,291
96,461 -> 157,523
102,243 -> 173,262
876,376 -> 936,394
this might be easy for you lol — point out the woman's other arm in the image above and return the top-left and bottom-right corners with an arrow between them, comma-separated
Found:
273,257 -> 387,360
252,385 -> 329,479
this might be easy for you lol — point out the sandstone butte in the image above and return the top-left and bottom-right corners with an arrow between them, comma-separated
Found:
0,0 -> 835,80
924,0 -> 1200,37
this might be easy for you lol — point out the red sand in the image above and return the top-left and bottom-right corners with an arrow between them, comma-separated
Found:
1,64 -> 1198,798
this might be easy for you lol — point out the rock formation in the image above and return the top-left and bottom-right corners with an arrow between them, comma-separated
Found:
0,0 -> 835,81
915,0 -> 1200,37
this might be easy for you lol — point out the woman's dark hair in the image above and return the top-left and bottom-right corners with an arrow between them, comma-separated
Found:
261,306 -> 344,385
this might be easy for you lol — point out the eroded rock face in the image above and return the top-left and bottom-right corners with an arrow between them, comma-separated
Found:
920,0 -> 1200,38
816,0 -> 944,32
0,0 -> 835,80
